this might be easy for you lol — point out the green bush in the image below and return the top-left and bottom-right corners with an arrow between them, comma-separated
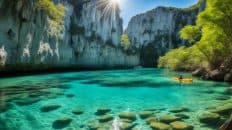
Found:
158,46 -> 206,71
121,34 -> 131,50
36,0 -> 65,23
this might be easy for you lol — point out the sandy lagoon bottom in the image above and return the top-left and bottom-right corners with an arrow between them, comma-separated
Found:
0,68 -> 231,130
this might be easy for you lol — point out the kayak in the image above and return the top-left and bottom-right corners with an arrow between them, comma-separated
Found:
172,77 -> 193,83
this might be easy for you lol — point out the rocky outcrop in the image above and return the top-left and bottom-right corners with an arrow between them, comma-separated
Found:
126,0 -> 206,67
198,54 -> 232,82
0,0 -> 140,70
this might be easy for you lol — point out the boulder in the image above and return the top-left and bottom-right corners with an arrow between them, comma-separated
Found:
150,122 -> 170,130
224,73 -> 232,82
40,104 -> 61,112
95,108 -> 111,115
160,115 -> 180,123
52,117 -> 72,129
199,112 -> 221,125
98,114 -> 113,123
119,112 -> 136,121
139,111 -> 154,119
209,69 -> 224,81
170,121 -> 193,130
192,68 -> 207,77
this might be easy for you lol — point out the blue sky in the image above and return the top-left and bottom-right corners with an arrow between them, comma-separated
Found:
119,0 -> 198,29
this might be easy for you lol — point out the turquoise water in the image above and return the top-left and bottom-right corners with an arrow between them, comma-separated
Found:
0,68 -> 231,130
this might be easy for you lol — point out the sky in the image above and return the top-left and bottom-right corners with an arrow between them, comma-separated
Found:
118,0 -> 198,29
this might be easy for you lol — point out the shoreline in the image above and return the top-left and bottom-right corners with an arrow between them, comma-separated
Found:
0,66 -> 136,78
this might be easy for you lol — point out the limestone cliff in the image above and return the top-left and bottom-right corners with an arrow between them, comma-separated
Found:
126,0 -> 206,67
0,0 -> 139,70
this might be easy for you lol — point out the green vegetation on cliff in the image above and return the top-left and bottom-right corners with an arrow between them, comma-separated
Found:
36,0 -> 65,23
158,0 -> 232,71
121,34 -> 131,50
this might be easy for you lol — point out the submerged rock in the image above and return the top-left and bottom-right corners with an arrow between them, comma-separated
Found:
119,112 -> 137,121
66,94 -> 75,98
145,116 -> 157,124
170,121 -> 193,130
52,117 -> 72,129
209,103 -> 232,115
40,104 -> 61,112
87,121 -> 101,130
15,98 -> 40,106
169,107 -> 190,113
175,113 -> 190,119
120,122 -> 134,130
199,112 -> 221,125
98,114 -> 113,123
0,103 -> 12,113
139,111 -> 154,119
160,115 -> 180,123
95,108 -> 111,115
72,108 -> 84,115
150,122 -> 170,130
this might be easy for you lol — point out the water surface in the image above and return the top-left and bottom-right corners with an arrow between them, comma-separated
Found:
0,68 -> 231,130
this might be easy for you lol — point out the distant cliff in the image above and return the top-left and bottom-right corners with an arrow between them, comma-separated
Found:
0,0 -> 139,70
126,0 -> 206,67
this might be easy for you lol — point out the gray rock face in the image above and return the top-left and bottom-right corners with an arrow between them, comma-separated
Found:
0,0 -> 140,69
126,1 -> 205,67
0,0 -> 205,69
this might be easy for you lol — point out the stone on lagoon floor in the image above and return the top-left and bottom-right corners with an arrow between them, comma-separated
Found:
139,111 -> 154,119
169,107 -> 190,113
52,117 -> 73,129
72,108 -> 84,115
119,112 -> 137,121
159,115 -> 181,124
95,108 -> 111,115
40,104 -> 61,112
199,112 -> 221,125
98,114 -> 114,123
170,121 -> 193,130
150,122 -> 170,130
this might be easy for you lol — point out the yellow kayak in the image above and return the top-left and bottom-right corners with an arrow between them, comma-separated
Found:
172,77 -> 193,83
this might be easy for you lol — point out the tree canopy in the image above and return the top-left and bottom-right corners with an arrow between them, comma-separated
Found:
158,0 -> 232,70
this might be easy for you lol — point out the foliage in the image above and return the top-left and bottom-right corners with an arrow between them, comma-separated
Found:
121,34 -> 131,50
158,46 -> 206,70
158,0 -> 232,70
35,0 -> 65,23
180,25 -> 201,43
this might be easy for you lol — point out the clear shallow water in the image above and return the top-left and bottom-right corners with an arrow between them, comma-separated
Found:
0,68 -> 231,130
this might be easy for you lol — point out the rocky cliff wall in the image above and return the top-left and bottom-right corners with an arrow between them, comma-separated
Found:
0,0 -> 140,70
126,0 -> 206,67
